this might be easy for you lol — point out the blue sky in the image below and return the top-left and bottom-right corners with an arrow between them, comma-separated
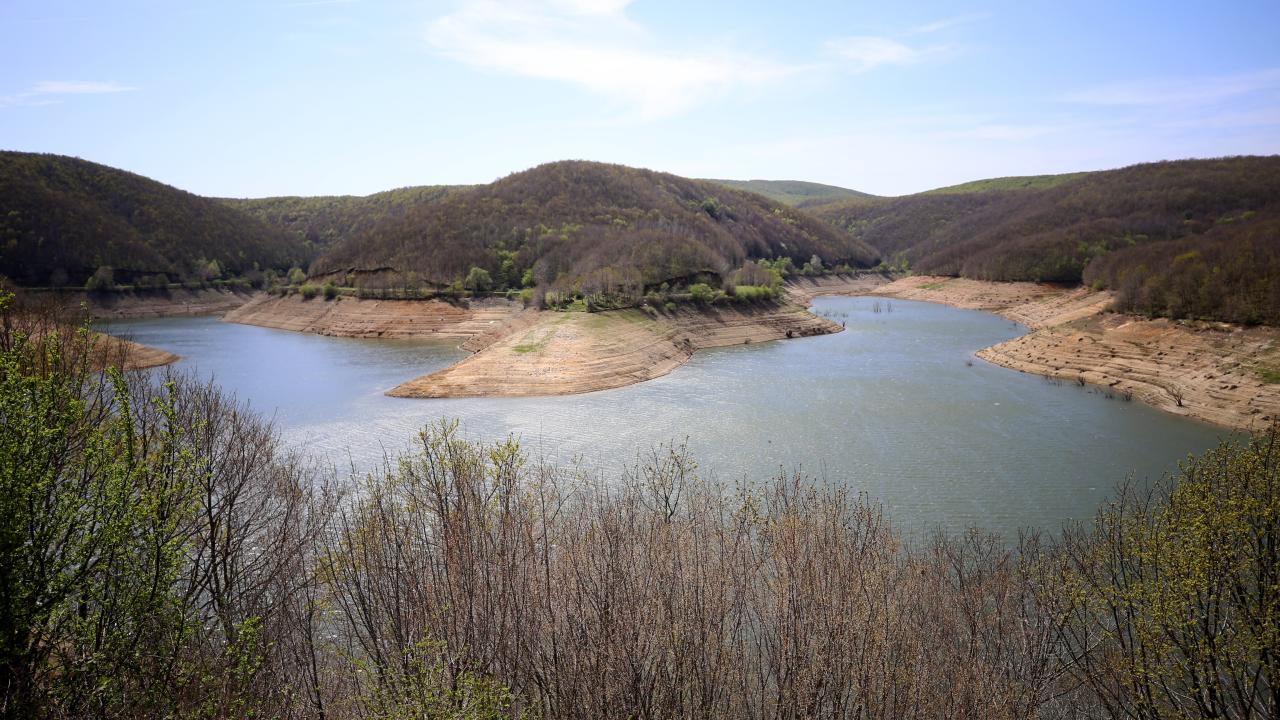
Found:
2,0 -> 1278,197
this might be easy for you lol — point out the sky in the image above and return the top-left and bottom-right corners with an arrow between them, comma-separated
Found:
2,0 -> 1278,197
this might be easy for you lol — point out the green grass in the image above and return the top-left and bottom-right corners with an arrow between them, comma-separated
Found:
512,330 -> 553,354
1256,364 -> 1280,384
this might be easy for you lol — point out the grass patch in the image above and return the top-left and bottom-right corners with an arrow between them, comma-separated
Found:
919,281 -> 948,291
512,330 -> 553,354
1256,364 -> 1280,384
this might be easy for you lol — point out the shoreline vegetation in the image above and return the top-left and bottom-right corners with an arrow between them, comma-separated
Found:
78,270 -> 1280,430
4,295 -> 1277,718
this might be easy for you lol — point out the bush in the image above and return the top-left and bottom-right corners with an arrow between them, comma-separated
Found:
688,282 -> 714,303
733,284 -> 775,302
84,265 -> 115,291
299,284 -> 319,299
323,282 -> 338,300
287,267 -> 306,285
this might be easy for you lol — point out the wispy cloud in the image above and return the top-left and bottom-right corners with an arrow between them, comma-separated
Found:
1061,67 -> 1280,107
29,80 -> 135,94
825,36 -> 943,73
2,79 -> 135,107
426,0 -> 800,121
909,14 -> 986,35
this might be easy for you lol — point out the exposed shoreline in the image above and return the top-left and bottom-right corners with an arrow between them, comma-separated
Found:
867,276 -> 1280,432
95,275 -> 1280,431
219,278 -> 886,398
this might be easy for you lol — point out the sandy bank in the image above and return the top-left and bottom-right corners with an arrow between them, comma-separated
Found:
870,276 -> 1280,432
388,301 -> 840,398
95,335 -> 181,370
224,294 -> 524,340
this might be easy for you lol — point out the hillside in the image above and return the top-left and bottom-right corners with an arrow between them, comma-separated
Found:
221,184 -> 467,251
0,151 -> 307,287
918,172 -> 1089,195
312,160 -> 880,295
706,178 -> 874,206
810,156 -> 1280,324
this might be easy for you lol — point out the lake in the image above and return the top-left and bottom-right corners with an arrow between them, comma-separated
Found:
100,296 -> 1229,538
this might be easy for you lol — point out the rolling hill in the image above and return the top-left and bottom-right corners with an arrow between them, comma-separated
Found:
808,156 -> 1280,324
312,160 -> 880,293
221,184 -> 468,252
0,151 -> 309,287
706,178 -> 874,206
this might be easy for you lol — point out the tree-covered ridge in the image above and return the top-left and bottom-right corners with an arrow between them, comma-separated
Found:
220,184 -> 468,251
917,171 -> 1090,195
313,160 -> 881,295
0,151 -> 308,287
810,156 -> 1280,324
705,178 -> 874,206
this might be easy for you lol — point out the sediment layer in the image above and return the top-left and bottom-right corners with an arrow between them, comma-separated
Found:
871,276 -> 1280,432
223,294 -> 524,340
388,302 -> 840,398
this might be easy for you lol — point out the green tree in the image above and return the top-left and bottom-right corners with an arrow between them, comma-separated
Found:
0,295 -> 199,717
1049,433 -> 1280,718
85,265 -> 115,291
464,266 -> 493,293
287,266 -> 306,285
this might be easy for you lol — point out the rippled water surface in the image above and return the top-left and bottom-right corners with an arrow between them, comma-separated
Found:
101,296 -> 1229,537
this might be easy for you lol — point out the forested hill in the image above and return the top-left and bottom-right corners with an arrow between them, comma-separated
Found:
809,156 -> 1280,324
221,185 -> 467,251
312,160 -> 880,292
0,151 -> 308,287
706,178 -> 874,206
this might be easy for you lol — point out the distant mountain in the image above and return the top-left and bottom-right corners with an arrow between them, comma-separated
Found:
221,185 -> 469,252
808,156 -> 1280,324
706,179 -> 874,206
0,152 -> 307,286
313,161 -> 880,291
919,172 -> 1090,195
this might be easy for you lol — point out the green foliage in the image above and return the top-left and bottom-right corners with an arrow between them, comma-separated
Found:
0,151 -> 307,286
323,282 -> 339,300
464,266 -> 493,292
732,284 -> 776,301
0,299 -> 198,716
287,266 -> 307,285
299,283 -> 320,299
84,265 -> 115,291
354,641 -> 513,720
1050,433 -> 1280,718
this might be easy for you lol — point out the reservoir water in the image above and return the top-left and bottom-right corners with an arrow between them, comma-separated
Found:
100,296 -> 1229,537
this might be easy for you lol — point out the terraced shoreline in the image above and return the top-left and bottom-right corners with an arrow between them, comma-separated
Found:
870,276 -> 1280,432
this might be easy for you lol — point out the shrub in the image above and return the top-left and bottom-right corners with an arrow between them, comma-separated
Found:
287,267 -> 306,285
299,284 -> 319,299
323,282 -> 338,300
84,265 -> 115,291
688,282 -> 714,303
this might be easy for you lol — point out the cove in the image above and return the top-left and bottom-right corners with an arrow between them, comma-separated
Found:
100,295 -> 1229,537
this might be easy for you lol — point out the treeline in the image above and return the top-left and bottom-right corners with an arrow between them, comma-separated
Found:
311,160 -> 880,302
4,297 -> 1277,719
706,178 -> 873,206
221,184 -> 467,252
0,152 -> 308,287
809,156 -> 1280,324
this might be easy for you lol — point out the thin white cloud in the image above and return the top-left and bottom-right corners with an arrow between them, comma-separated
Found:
30,80 -> 135,94
427,0 -> 800,121
1,80 -> 135,107
1061,67 -> 1280,107
909,14 -> 986,35
825,36 -> 940,73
